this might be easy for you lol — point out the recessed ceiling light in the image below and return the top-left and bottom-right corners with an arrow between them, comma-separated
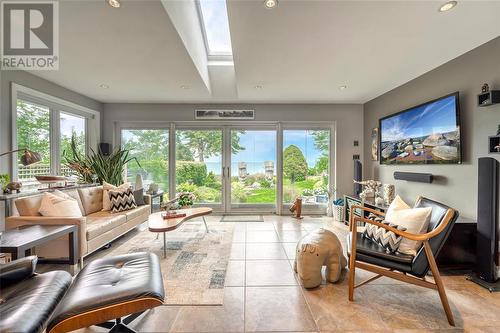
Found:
107,0 -> 121,8
439,1 -> 457,12
99,83 -> 109,89
254,85 -> 263,89
339,85 -> 348,91
264,0 -> 278,9
180,85 -> 191,90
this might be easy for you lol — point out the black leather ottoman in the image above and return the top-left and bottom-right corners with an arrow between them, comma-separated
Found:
47,252 -> 165,333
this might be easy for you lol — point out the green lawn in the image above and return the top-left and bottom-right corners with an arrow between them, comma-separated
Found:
245,188 -> 276,203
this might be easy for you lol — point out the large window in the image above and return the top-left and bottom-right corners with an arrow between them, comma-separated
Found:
13,85 -> 99,185
16,100 -> 51,183
60,112 -> 86,176
175,129 -> 223,204
121,129 -> 169,196
283,129 -> 330,205
198,0 -> 233,56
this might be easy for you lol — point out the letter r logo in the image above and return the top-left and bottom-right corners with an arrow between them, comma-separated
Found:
2,2 -> 54,55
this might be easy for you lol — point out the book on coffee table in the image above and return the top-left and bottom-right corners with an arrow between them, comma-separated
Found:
161,211 -> 186,219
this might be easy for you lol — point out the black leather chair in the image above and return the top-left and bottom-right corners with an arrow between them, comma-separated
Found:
0,252 -> 165,333
0,256 -> 72,333
347,197 -> 459,326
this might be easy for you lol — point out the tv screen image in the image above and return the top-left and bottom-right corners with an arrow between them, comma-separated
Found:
379,93 -> 461,165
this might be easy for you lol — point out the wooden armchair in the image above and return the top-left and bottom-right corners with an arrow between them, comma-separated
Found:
347,197 -> 459,326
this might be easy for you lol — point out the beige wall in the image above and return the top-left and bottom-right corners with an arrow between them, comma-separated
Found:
102,103 -> 364,199
363,37 -> 500,219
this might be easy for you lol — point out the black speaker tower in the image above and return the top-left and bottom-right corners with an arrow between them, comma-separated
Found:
466,157 -> 500,292
353,160 -> 362,196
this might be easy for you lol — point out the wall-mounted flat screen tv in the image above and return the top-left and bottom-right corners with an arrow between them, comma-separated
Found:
379,92 -> 462,165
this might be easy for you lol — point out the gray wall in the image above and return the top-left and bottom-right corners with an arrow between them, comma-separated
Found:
102,103 -> 364,198
364,37 -> 500,219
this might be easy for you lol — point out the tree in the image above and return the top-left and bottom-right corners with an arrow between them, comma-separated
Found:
315,155 -> 329,174
179,130 -> 245,162
16,101 -> 51,164
311,130 -> 329,152
283,145 -> 308,183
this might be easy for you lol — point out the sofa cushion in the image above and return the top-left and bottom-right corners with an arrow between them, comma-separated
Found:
15,195 -> 43,216
86,212 -> 126,240
39,191 -> 83,217
123,204 -> 150,221
78,186 -> 103,216
102,182 -> 130,211
109,188 -> 137,213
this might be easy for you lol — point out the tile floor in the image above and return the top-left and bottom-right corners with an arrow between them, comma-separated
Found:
71,215 -> 499,333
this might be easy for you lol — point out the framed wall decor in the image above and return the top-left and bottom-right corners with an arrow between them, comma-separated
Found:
371,127 -> 379,161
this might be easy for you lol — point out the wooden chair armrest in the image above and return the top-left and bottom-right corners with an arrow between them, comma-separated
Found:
352,208 -> 456,242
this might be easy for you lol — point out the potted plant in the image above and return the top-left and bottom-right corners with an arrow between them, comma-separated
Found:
0,174 -> 10,194
64,135 -> 140,185
178,192 -> 196,209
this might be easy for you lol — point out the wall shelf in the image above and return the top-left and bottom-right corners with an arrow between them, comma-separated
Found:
489,135 -> 500,154
478,90 -> 500,107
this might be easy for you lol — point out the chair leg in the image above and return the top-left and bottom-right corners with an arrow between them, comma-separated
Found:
423,241 -> 455,326
348,231 -> 358,301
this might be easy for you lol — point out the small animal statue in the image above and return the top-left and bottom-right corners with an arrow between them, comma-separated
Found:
4,181 -> 22,194
289,197 -> 303,219
294,228 -> 347,288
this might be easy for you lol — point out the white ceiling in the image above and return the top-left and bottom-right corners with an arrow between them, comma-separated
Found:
30,0 -> 500,104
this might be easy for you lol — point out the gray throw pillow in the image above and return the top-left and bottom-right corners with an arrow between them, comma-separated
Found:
133,189 -> 145,206
363,213 -> 407,254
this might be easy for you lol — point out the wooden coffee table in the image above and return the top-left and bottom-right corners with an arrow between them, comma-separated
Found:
148,207 -> 212,258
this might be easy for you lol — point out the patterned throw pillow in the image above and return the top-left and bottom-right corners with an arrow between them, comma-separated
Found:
109,188 -> 137,213
363,213 -> 407,254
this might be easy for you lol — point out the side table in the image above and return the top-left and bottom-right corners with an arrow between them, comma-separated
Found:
0,224 -> 79,269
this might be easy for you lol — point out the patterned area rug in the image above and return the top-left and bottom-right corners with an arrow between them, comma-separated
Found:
97,221 -> 234,305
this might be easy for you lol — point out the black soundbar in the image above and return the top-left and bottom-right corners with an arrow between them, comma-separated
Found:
394,172 -> 433,183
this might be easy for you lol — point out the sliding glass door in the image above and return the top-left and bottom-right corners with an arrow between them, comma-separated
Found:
119,122 -> 333,214
229,128 -> 277,211
175,129 -> 223,207
282,128 -> 331,212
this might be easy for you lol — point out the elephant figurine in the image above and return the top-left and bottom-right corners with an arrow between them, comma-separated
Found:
294,228 -> 347,288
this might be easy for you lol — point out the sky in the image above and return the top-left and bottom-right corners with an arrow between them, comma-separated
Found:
199,0 -> 232,55
60,112 -> 85,137
381,95 -> 459,142
205,130 -> 327,176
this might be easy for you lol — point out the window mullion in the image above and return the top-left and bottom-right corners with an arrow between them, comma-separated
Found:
51,109 -> 60,175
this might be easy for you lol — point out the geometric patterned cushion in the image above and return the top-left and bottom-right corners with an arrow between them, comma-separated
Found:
363,213 -> 408,254
109,188 -> 137,213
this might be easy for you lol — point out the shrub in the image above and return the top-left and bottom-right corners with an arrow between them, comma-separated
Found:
194,186 -> 220,202
283,145 -> 308,183
177,182 -> 197,193
176,161 -> 207,186
231,182 -> 248,203
205,171 -> 219,188
259,179 -> 272,188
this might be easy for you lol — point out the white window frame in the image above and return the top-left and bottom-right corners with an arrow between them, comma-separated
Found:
11,83 -> 100,181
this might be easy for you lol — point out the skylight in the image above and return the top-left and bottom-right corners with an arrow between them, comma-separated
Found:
198,0 -> 233,56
